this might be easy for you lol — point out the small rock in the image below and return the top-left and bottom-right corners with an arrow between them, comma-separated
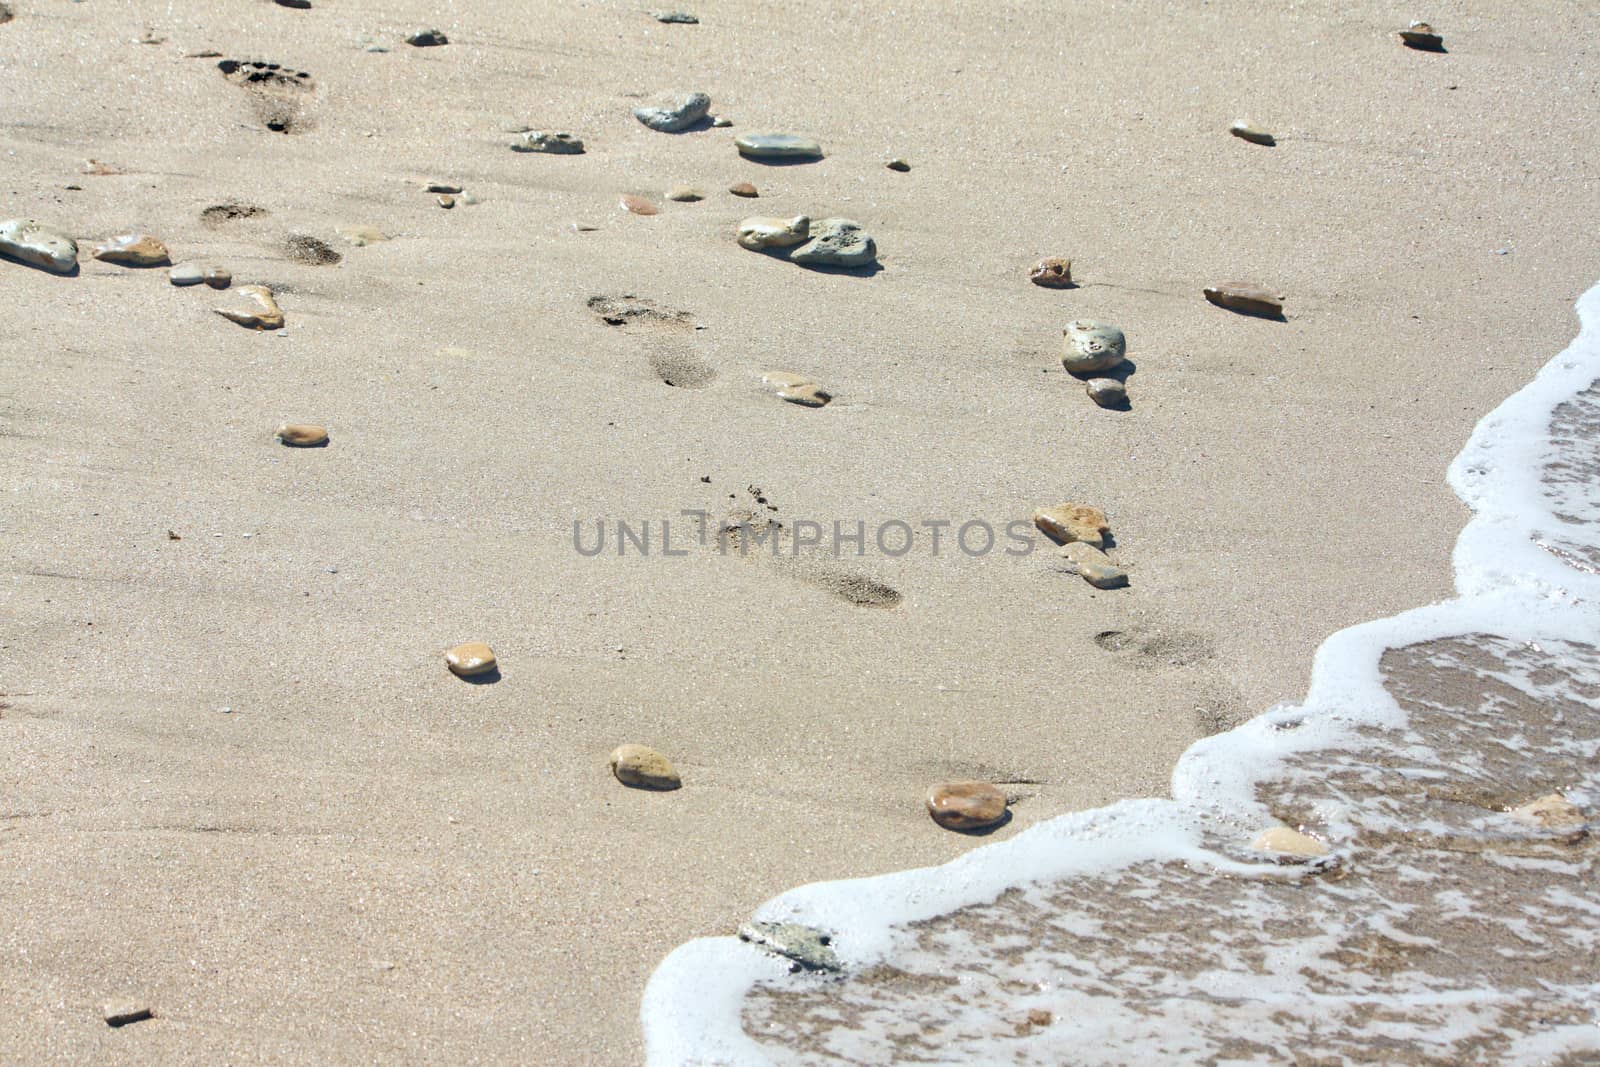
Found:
512,130 -> 585,154
763,372 -> 832,408
437,194 -> 455,209
609,744 -> 681,790
738,921 -> 842,973
405,28 -> 447,46
169,263 -> 204,286
1060,542 -> 1128,589
634,91 -> 711,133
571,221 -> 598,233
1229,120 -> 1275,146
621,195 -> 659,216
102,998 -> 153,1028
1033,504 -> 1109,548
203,266 -> 231,289
275,423 -> 328,447
737,215 -> 810,250
0,218 -> 78,274
666,186 -> 705,202
886,158 -> 910,172
424,181 -> 462,194
0,3 -> 12,24
274,0 -> 311,8
92,233 -> 170,267
335,225 -> 387,247
1510,793 -> 1585,830
1029,257 -> 1073,288
791,218 -> 876,268
1085,378 -> 1126,408
734,133 -> 823,161
1399,21 -> 1444,51
927,781 -> 1008,830
1250,826 -> 1330,858
653,11 -> 698,24
445,641 -> 497,678
1061,320 -> 1126,373
1203,282 -> 1284,317
728,181 -> 759,198
215,285 -> 284,330
711,115 -> 732,128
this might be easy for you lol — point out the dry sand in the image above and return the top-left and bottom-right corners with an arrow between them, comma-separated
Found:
2,1 -> 1597,1062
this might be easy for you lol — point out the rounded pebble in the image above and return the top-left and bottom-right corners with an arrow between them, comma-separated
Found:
886,158 -> 910,172
609,744 -> 681,790
927,781 -> 1007,830
203,266 -> 232,289
1061,320 -> 1126,374
275,423 -> 328,447
169,263 -> 204,286
621,195 -> 659,216
1029,257 -> 1073,288
445,642 -> 497,677
1250,826 -> 1330,858
728,181 -> 758,198
1085,378 -> 1126,407
666,186 -> 705,202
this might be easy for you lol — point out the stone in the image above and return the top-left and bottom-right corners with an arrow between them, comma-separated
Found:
666,186 -> 705,202
571,221 -> 598,232
215,285 -> 284,330
1061,320 -> 1126,373
634,91 -> 711,133
737,215 -> 810,250
169,263 -> 204,286
1061,542 -> 1128,589
511,130 -> 584,154
763,372 -> 832,408
734,133 -> 823,161
92,233 -> 169,267
1510,793 -> 1585,830
1033,504 -> 1109,548
424,181 -> 461,193
1250,826 -> 1330,858
1399,21 -> 1444,51
436,194 -> 455,209
335,225 -> 386,246
275,423 -> 328,447
274,0 -> 311,7
728,181 -> 758,197
0,3 -> 12,24
791,218 -> 876,268
738,921 -> 842,973
711,115 -> 732,127
1086,378 -> 1126,407
621,195 -> 659,216
653,11 -> 698,24
1204,282 -> 1284,317
1029,257 -> 1073,288
886,158 -> 910,172
1229,120 -> 1275,146
203,266 -> 232,289
0,218 -> 78,274
445,642 -> 497,677
927,781 -> 1008,830
102,998 -> 153,1027
609,744 -> 681,790
405,28 -> 447,46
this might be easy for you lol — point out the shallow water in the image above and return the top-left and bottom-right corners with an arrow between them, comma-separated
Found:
642,283 -> 1600,1065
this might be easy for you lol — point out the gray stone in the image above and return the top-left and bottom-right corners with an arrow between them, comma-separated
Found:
512,130 -> 584,154
405,28 -> 447,46
1061,542 -> 1128,589
737,215 -> 810,250
734,133 -> 823,161
1086,378 -> 1126,407
1061,320 -> 1126,374
738,921 -> 842,973
791,218 -> 876,268
1229,120 -> 1275,146
169,263 -> 204,286
0,218 -> 78,274
634,91 -> 711,133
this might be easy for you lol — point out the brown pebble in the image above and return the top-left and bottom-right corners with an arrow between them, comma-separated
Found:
1250,826 -> 1330,858
1203,282 -> 1284,317
621,194 -> 659,216
445,642 -> 497,677
436,194 -> 456,209
927,781 -> 1008,830
1028,257 -> 1073,288
203,266 -> 231,289
92,233 -> 170,267
666,186 -> 705,203
1032,503 -> 1109,547
728,182 -> 758,198
215,284 -> 284,330
609,744 -> 681,790
274,423 -> 328,447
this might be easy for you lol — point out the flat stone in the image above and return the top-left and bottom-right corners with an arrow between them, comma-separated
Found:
1510,793 -> 1585,830
0,218 -> 78,274
621,195 -> 659,216
1029,257 -> 1073,288
436,194 -> 455,209
275,423 -> 328,447
571,221 -> 598,232
734,133 -> 823,161
609,743 -> 681,790
711,115 -> 732,127
424,181 -> 461,193
886,158 -> 910,172
512,130 -> 584,154
666,186 -> 705,202
927,781 -> 1008,830
335,225 -> 387,246
1229,120 -> 1275,146
203,266 -> 231,289
738,921 -> 842,973
102,998 -> 153,1028
1250,826 -> 1330,858
1032,503 -> 1109,547
93,233 -> 170,266
653,11 -> 698,23
1061,542 -> 1128,589
737,215 -> 810,250
1204,282 -> 1283,317
215,285 -> 284,330
791,218 -> 876,268
1086,378 -> 1126,407
1399,21 -> 1444,51
728,181 -> 758,197
777,381 -> 831,407
169,263 -> 204,286
445,641 -> 496,677
1061,320 -> 1126,373
405,28 -> 447,46
634,91 -> 711,133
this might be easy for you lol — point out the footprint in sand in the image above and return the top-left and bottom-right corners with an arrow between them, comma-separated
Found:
1092,626 -> 1215,667
217,59 -> 315,133
587,294 -> 717,389
715,496 -> 903,608
201,201 -> 268,229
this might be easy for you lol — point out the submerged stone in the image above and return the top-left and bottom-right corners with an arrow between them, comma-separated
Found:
791,218 -> 876,268
1250,826 -> 1331,858
1061,320 -> 1126,374
734,133 -> 823,161
1510,793 -> 1585,830
738,921 -> 843,973
0,218 -> 78,274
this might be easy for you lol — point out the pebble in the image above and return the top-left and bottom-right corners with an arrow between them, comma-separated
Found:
204,266 -> 232,289
926,781 -> 1008,831
1399,21 -> 1444,51
405,28 -> 447,46
1032,503 -> 1109,548
738,921 -> 842,973
609,743 -> 681,790
1250,826 -> 1330,858
335,225 -> 387,246
621,195 -> 659,216
1060,542 -> 1128,589
437,194 -> 455,209
791,218 -> 877,268
666,186 -> 705,202
737,215 -> 810,250
734,133 -> 823,161
0,218 -> 78,274
763,371 -> 831,408
653,11 -> 698,23
634,91 -> 711,133
425,181 -> 461,194
1085,378 -> 1126,407
512,130 -> 585,154
886,158 -> 910,172
1061,320 -> 1127,373
102,998 -> 153,1028
1229,120 -> 1275,146
571,221 -> 598,232
169,262 -> 204,286
1510,793 -> 1585,830
1029,257 -> 1073,288
711,115 -> 732,128
215,285 -> 285,330
1203,282 -> 1284,317
275,423 -> 328,447
728,181 -> 759,198
445,641 -> 497,678
92,233 -> 169,266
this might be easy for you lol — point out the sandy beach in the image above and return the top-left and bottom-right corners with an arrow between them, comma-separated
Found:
3,1 -> 1598,1061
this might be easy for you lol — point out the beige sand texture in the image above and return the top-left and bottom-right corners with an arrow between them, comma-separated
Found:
2,1 -> 1597,1062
